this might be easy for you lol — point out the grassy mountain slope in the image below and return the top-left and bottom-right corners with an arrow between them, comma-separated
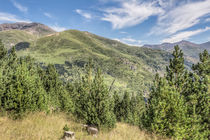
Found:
0,30 -> 36,49
0,22 -> 56,50
16,30 -> 170,93
0,113 -> 168,140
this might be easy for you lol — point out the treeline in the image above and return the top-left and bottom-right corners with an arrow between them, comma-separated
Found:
0,41 -> 74,118
0,40 -> 209,139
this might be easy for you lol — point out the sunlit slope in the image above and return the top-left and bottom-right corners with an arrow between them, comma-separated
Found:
0,30 -> 36,49
17,30 -> 170,92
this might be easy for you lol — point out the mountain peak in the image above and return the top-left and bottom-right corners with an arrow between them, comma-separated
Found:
0,22 -> 56,36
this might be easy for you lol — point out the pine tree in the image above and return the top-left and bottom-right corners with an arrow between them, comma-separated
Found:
130,93 -> 145,125
166,45 -> 185,90
113,91 -> 122,121
120,92 -> 132,123
182,72 -> 208,139
192,50 -> 210,76
191,50 -> 210,139
41,64 -> 74,112
143,46 -> 189,138
0,40 -> 7,108
0,40 -> 7,60
0,52 -> 47,118
144,46 -> 210,139
70,61 -> 116,128
145,77 -> 188,138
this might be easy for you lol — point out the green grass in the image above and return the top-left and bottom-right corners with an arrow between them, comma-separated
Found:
0,30 -> 37,49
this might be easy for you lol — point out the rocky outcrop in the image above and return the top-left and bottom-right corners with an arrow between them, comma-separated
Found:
120,58 -> 137,71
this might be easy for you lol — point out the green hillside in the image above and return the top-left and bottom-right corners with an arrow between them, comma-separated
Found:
0,30 -> 37,50
14,30 -> 170,93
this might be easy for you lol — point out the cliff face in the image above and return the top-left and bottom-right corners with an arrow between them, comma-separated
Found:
0,22 -> 56,36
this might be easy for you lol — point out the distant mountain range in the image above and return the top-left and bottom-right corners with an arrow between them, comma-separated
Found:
143,40 -> 210,63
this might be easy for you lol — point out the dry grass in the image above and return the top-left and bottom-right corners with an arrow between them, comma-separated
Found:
0,113 -> 168,140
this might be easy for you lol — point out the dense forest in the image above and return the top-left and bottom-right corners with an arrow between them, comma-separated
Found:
0,40 -> 209,139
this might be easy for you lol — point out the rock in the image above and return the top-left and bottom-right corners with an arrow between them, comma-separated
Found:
83,125 -> 98,136
62,131 -> 75,140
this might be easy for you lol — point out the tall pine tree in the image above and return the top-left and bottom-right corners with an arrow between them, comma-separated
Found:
144,46 -> 189,139
69,60 -> 116,128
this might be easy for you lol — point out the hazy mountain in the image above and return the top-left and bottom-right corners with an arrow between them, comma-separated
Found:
143,40 -> 210,63
200,41 -> 210,52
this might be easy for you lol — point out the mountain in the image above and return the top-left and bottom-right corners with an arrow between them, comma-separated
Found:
17,30 -> 171,92
144,40 -> 210,63
0,22 -> 172,92
0,22 -> 55,37
200,41 -> 210,52
0,22 -> 56,50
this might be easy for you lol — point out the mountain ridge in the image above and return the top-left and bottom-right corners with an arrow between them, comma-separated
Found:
0,22 -> 56,36
143,40 -> 210,63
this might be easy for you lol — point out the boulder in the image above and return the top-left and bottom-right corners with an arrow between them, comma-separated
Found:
62,131 -> 75,140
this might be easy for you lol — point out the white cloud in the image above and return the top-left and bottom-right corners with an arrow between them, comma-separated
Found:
44,12 -> 53,18
120,31 -> 127,34
113,38 -> 121,42
12,0 -> 28,13
116,37 -> 142,46
0,12 -> 31,23
152,0 -> 210,35
49,24 -> 67,32
101,1 -> 163,29
75,9 -> 92,19
157,0 -> 177,9
162,27 -> 210,43
98,0 -> 210,36
206,18 -> 210,22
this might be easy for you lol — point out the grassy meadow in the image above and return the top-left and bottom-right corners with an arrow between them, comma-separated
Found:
0,113 -> 169,140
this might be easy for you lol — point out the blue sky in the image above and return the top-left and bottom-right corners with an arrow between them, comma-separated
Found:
0,0 -> 210,45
